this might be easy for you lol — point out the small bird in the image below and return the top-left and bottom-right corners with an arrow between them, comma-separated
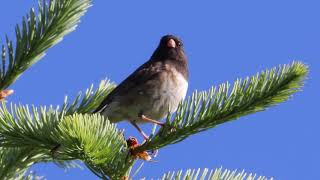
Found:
94,35 -> 189,140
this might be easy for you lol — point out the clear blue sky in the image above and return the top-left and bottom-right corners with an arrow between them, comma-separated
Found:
0,1 -> 319,179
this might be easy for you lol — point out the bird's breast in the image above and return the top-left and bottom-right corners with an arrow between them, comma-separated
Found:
145,67 -> 188,119
163,69 -> 188,113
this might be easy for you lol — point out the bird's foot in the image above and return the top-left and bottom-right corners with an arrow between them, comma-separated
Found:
126,137 -> 152,161
130,120 -> 152,141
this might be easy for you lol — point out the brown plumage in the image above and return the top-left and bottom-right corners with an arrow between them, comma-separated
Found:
94,35 -> 189,139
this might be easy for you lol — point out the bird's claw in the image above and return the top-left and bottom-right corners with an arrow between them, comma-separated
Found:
126,137 -> 152,161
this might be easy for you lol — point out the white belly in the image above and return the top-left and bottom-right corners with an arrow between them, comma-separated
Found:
165,71 -> 188,113
144,68 -> 188,119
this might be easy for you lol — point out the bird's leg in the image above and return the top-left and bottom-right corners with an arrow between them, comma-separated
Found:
130,121 -> 150,141
138,114 -> 163,157
138,114 -> 165,127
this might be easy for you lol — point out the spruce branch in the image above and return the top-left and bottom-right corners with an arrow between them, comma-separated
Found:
64,79 -> 116,114
0,80 -> 133,179
0,147 -> 41,180
0,79 -> 115,150
159,168 -> 272,180
0,107 -> 132,179
0,0 -> 92,90
0,0 -> 94,178
24,171 -> 44,180
135,61 -> 308,152
53,114 -> 132,179
0,79 -> 114,148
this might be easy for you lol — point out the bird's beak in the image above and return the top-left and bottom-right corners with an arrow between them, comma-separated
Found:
167,39 -> 176,48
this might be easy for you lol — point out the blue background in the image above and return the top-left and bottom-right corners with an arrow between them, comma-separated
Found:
0,1 -> 319,179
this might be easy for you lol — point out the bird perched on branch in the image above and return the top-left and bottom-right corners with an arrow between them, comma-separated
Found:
94,35 -> 189,140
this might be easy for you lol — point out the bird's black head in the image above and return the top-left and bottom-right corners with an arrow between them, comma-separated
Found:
151,35 -> 187,62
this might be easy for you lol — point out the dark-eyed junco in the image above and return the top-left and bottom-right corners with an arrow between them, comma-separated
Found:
94,35 -> 189,140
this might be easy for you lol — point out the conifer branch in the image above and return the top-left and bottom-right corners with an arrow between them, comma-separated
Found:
0,79 -> 115,149
159,168 -> 272,180
0,0 -> 92,90
134,61 -> 308,152
0,0 -> 93,178
0,108 -> 132,179
0,80 -> 133,179
0,147 -> 42,180
0,0 -> 130,178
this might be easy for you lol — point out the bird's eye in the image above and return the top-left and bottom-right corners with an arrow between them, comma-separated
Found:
177,42 -> 182,46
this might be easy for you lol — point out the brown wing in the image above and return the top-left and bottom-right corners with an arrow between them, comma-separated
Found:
93,60 -> 165,113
